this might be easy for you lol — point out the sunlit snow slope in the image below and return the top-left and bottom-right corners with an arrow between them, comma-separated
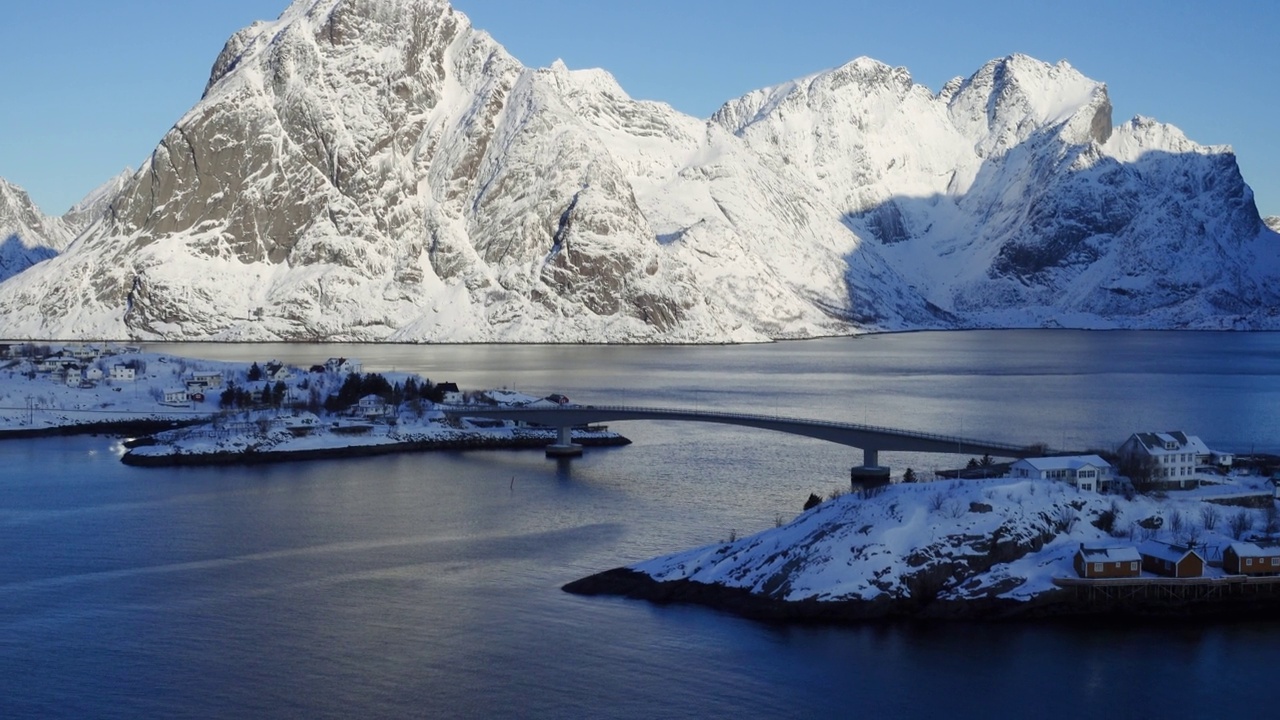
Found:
0,0 -> 1275,341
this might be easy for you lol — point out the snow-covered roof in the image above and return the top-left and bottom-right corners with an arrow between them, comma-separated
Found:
1016,455 -> 1111,472
1131,431 -> 1212,455
1137,541 -> 1201,564
1077,546 -> 1140,563
1227,542 -> 1280,558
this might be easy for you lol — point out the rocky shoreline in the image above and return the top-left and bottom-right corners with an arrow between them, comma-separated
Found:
563,568 -> 1280,624
121,433 -> 630,467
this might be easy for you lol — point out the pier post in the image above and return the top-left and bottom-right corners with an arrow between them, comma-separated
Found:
850,447 -> 890,491
546,425 -> 583,458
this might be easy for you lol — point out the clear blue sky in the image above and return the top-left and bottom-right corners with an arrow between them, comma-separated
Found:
2,0 -> 1276,218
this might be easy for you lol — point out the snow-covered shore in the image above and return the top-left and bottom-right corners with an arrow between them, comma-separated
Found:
0,344 -> 628,464
122,422 -> 628,467
567,474 -> 1280,621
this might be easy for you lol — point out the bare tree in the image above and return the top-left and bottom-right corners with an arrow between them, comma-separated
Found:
1200,504 -> 1221,532
1053,506 -> 1079,533
1169,509 -> 1185,538
1118,452 -> 1161,493
1229,510 -> 1254,540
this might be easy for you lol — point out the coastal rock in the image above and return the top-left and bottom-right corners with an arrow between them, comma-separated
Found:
568,475 -> 1280,622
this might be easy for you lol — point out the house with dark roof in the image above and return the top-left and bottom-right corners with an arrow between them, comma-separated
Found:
1119,431 -> 1233,488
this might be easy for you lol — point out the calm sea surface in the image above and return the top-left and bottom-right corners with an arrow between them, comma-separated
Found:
3,330 -> 1280,718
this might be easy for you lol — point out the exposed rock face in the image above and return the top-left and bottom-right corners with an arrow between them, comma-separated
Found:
0,1 -> 1275,341
0,178 -> 73,283
1266,216 -> 1280,233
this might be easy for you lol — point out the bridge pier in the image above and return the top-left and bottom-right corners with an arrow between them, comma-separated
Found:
850,447 -> 890,491
545,425 -> 583,458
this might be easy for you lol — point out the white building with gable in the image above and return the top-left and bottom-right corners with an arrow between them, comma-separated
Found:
1009,455 -> 1113,493
1118,431 -> 1233,487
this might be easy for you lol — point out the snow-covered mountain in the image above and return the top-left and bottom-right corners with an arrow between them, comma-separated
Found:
60,169 -> 135,235
1266,216 -> 1280,233
0,0 -> 1275,341
0,177 -> 74,284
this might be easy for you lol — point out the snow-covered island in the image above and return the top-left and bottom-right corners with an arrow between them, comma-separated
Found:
0,343 -> 627,463
567,445 -> 1280,622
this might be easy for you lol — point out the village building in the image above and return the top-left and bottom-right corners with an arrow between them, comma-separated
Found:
1118,431 -> 1233,488
162,388 -> 189,406
436,382 -> 463,404
324,357 -> 362,374
190,370 -> 224,389
264,361 -> 293,382
35,356 -> 66,373
69,345 -> 100,361
1073,546 -> 1142,579
1008,455 -> 1113,492
1137,542 -> 1205,578
110,364 -> 136,382
1223,542 -> 1280,576
85,367 -> 104,382
356,394 -> 390,418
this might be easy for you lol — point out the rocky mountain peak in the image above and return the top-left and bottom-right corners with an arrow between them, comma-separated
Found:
0,0 -> 1274,341
0,177 -> 73,282
948,53 -> 1110,155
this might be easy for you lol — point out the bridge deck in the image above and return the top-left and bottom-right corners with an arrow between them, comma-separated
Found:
438,404 -> 1048,458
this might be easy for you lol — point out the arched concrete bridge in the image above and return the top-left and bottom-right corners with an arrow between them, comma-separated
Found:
439,404 -> 1050,482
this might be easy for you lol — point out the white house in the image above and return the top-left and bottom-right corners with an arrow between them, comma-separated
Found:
1118,431 -> 1233,487
85,367 -> 104,382
264,361 -> 293,382
110,364 -> 136,381
162,388 -> 189,406
70,345 -> 100,361
35,356 -> 65,373
356,394 -> 389,418
1009,455 -> 1113,493
190,370 -> 223,389
324,357 -> 362,374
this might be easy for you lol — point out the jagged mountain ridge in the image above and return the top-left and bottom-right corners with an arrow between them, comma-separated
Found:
0,177 -> 76,284
0,0 -> 1275,341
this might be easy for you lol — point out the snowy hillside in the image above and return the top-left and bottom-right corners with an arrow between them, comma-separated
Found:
0,0 -> 1275,341
1266,216 -> 1280,233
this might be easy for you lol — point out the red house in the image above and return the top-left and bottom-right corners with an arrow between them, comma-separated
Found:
1074,546 -> 1141,579
1223,542 -> 1280,576
1138,542 -> 1204,578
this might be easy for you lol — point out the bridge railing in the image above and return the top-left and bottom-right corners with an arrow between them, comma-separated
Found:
437,404 -> 1040,455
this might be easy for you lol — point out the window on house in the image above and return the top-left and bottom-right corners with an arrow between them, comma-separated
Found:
1130,562 -> 1138,571
1247,558 -> 1253,566
1272,558 -> 1279,567
1093,563 -> 1103,573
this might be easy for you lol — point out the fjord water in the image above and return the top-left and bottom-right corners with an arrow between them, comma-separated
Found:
3,330 -> 1280,718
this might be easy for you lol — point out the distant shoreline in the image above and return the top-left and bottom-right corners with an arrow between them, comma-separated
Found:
121,433 -> 630,467
0,418 -> 201,440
